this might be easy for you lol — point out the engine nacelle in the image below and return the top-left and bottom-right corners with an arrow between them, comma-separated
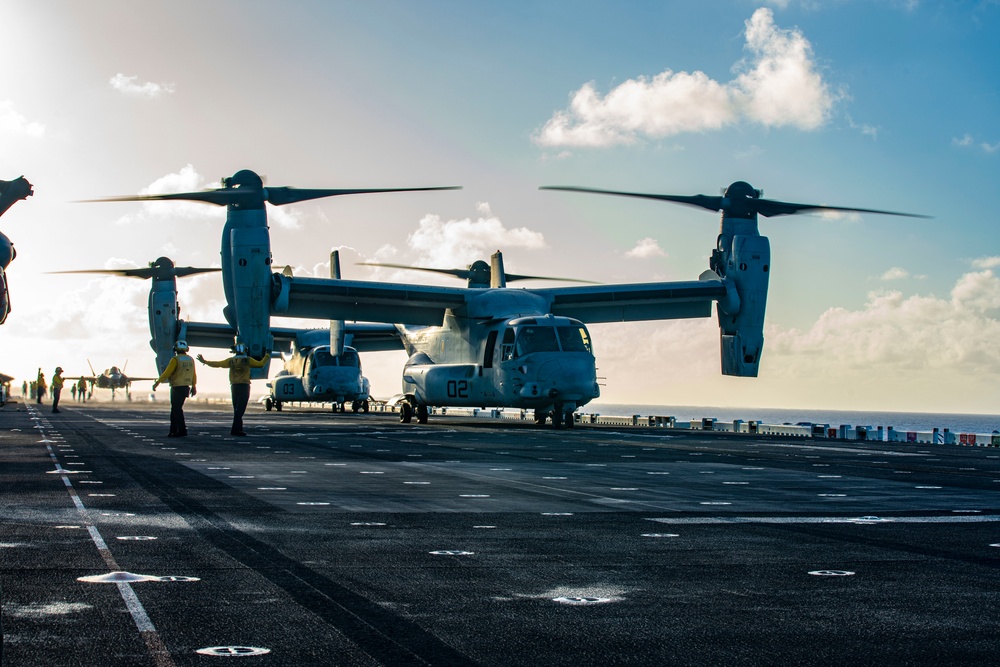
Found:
228,224 -> 273,378
402,355 -> 483,406
270,374 -> 307,402
149,283 -> 179,375
718,234 -> 769,377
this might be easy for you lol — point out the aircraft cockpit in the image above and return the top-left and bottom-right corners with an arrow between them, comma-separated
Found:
306,346 -> 361,372
500,316 -> 593,361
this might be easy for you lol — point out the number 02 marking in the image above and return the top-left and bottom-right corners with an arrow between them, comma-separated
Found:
446,380 -> 468,398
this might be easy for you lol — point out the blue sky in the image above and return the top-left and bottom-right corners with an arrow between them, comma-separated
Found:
0,0 -> 997,413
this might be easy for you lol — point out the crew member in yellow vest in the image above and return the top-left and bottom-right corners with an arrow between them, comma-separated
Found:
35,370 -> 46,404
51,367 -> 65,413
153,341 -> 197,437
197,340 -> 269,437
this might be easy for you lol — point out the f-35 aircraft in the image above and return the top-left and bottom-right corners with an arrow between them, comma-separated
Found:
0,176 -> 34,324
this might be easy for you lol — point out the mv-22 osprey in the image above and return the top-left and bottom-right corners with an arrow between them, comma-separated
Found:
56,253 -> 398,412
90,171 -> 922,428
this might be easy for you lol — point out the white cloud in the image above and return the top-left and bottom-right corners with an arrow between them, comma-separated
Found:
952,133 -> 1000,154
406,202 -> 547,269
109,73 -> 176,98
847,115 -> 878,140
972,256 -> 1000,270
880,267 -> 909,281
112,165 -> 224,225
625,237 -> 667,259
769,268 -> 1000,375
534,8 -> 836,147
0,100 -> 45,137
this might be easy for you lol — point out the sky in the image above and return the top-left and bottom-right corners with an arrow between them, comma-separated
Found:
0,0 -> 998,415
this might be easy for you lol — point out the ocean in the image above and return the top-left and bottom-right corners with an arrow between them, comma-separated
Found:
582,403 -> 1000,435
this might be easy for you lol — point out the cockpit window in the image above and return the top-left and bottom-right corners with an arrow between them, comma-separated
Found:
558,326 -> 593,354
311,348 -> 360,368
514,326 -> 559,356
311,349 -> 337,367
339,348 -> 360,368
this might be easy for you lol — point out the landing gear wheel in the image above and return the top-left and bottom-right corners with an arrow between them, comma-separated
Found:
275,401 -> 282,412
331,403 -> 339,413
361,400 -> 370,413
352,401 -> 360,413
265,397 -> 273,412
552,409 -> 564,429
564,412 -> 575,429
416,404 -> 429,424
533,409 -> 547,426
400,402 -> 413,423
340,402 -> 346,413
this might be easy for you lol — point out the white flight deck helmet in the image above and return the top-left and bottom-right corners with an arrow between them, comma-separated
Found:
174,340 -> 189,353
233,337 -> 247,356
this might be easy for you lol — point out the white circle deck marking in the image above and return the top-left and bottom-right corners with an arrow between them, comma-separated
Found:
542,512 -> 573,516
460,494 -> 490,498
258,487 -> 287,490
351,522 -> 387,526
297,502 -> 330,506
642,533 -> 679,538
430,550 -> 474,556
553,596 -> 613,605
196,646 -> 271,657
808,570 -> 856,576
117,536 -> 158,541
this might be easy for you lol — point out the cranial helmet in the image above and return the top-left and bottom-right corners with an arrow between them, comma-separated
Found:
174,340 -> 189,352
233,336 -> 247,355
55,367 -> 63,373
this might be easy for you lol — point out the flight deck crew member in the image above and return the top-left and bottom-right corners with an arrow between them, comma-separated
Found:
51,367 -> 64,413
197,342 -> 269,437
153,341 -> 196,437
35,370 -> 46,404
77,377 -> 87,401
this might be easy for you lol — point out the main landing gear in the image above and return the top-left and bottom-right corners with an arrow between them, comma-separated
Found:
534,405 -> 575,430
399,399 -> 429,424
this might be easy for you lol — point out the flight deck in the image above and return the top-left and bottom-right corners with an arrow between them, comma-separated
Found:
2,401 -> 999,665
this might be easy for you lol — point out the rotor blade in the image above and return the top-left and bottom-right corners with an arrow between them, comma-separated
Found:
754,198 -> 931,219
360,262 -> 597,284
47,268 -> 155,279
47,266 -> 220,279
505,272 -> 599,284
541,186 -> 723,213
358,262 -> 470,280
78,190 -> 244,206
174,267 -> 222,277
265,185 -> 462,206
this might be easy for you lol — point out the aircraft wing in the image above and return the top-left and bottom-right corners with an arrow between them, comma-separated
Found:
181,320 -> 304,354
182,319 -> 404,354
343,323 -> 405,352
531,278 -> 728,323
278,276 -> 467,326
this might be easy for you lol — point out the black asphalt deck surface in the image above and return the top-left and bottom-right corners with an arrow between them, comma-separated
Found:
2,400 -> 999,666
